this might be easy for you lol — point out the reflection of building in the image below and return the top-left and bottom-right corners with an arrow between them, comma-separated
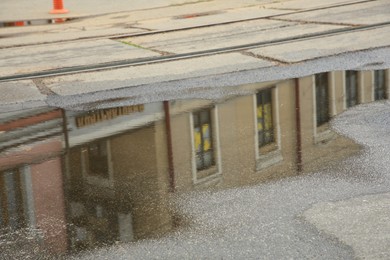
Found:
167,69 -> 389,191
1,69 -> 387,255
64,69 -> 389,196
63,103 -> 174,251
0,108 -> 67,256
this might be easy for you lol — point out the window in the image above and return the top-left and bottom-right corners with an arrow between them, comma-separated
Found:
82,140 -> 109,179
315,73 -> 330,126
193,109 -> 215,171
374,70 -> 386,100
0,169 -> 25,231
256,89 -> 274,148
254,87 -> 282,171
345,71 -> 359,108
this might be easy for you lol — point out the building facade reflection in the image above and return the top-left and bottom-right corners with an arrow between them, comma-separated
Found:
0,69 -> 388,256
63,103 -> 174,251
0,108 -> 67,257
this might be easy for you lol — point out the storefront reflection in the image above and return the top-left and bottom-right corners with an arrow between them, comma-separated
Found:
2,70 -> 387,257
0,104 -> 176,257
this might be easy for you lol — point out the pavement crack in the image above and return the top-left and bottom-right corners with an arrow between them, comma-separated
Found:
119,40 -> 175,56
169,0 -> 212,8
265,7 -> 301,11
267,17 -> 361,27
241,51 -> 289,65
32,79 -> 55,95
128,25 -> 154,32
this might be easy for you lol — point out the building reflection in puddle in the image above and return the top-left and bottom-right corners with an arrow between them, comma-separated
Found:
0,69 -> 388,257
64,103 -> 173,251
0,108 -> 67,258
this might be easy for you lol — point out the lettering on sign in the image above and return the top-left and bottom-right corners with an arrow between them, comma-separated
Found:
75,105 -> 145,128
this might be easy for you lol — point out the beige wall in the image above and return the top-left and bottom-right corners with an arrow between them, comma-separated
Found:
110,125 -> 173,239
170,112 -> 194,191
362,71 -> 374,103
170,71 -> 372,191
67,68 -> 389,217
217,95 -> 256,187
333,71 -> 346,114
277,79 -> 298,173
299,76 -> 315,151
66,125 -> 173,245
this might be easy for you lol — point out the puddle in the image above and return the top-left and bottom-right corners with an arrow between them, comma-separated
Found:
0,18 -> 75,28
0,69 -> 388,258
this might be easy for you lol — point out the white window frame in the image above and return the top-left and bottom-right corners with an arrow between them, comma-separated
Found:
190,106 -> 222,185
253,87 -> 282,171
81,139 -> 114,188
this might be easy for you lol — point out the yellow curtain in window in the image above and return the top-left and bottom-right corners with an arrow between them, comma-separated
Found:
257,106 -> 263,130
202,124 -> 211,151
194,127 -> 201,152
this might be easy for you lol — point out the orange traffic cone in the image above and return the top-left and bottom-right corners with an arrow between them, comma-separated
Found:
14,21 -> 25,26
50,0 -> 69,14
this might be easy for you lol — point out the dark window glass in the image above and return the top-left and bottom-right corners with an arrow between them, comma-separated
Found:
315,73 -> 330,126
374,70 -> 386,100
86,141 -> 109,178
193,109 -> 215,171
257,89 -> 274,148
0,169 -> 25,231
345,71 -> 359,108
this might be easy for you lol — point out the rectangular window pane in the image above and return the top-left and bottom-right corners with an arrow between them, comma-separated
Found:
200,110 -> 210,125
4,172 -> 18,229
374,70 -> 386,100
194,127 -> 201,153
193,112 -> 199,127
2,170 -> 24,231
203,151 -> 213,168
87,141 -> 109,178
257,89 -> 274,148
195,154 -> 203,170
315,73 -> 330,126
346,71 -> 358,108
193,109 -> 215,171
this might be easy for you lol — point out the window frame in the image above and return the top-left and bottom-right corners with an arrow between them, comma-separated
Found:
253,87 -> 282,171
313,73 -> 337,144
190,106 -> 221,184
192,108 -> 215,172
81,139 -> 114,187
314,72 -> 330,127
256,88 -> 275,149
373,70 -> 387,101
0,169 -> 26,231
345,70 -> 359,108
